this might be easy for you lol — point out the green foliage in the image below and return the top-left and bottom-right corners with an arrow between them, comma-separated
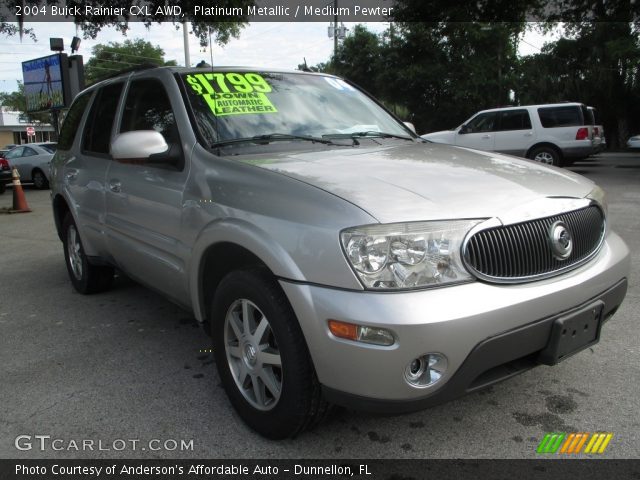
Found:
330,23 -> 524,132
84,39 -> 177,84
330,25 -> 383,94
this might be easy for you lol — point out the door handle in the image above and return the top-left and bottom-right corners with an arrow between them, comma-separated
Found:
108,180 -> 122,193
524,132 -> 533,137
482,135 -> 491,139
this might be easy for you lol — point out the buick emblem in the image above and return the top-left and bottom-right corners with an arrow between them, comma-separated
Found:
549,221 -> 573,260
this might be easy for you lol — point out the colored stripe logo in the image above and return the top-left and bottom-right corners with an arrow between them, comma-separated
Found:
537,433 -> 613,454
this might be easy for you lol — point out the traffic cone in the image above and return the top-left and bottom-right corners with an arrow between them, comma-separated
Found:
11,167 -> 31,213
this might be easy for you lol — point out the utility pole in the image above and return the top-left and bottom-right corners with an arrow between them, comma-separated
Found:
183,20 -> 190,67
334,0 -> 338,58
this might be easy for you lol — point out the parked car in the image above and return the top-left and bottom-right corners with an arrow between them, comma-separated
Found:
627,135 -> 640,149
3,143 -> 56,189
421,103 -> 596,167
0,156 -> 11,194
587,106 -> 606,153
50,67 -> 629,439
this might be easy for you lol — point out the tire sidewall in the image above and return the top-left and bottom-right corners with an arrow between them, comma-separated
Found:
62,215 -> 92,293
33,169 -> 48,189
212,270 -> 312,438
530,147 -> 561,167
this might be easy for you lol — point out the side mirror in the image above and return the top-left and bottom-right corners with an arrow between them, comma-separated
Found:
459,125 -> 470,134
111,131 -> 169,163
403,121 -> 417,134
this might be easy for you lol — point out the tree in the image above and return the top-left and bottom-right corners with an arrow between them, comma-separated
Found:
330,25 -> 384,95
374,22 -> 524,132
0,81 -> 50,123
84,39 -> 177,84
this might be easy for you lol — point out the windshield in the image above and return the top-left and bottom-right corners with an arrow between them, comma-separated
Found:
180,71 -> 411,147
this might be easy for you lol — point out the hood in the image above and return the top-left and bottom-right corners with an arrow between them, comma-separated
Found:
238,142 -> 595,224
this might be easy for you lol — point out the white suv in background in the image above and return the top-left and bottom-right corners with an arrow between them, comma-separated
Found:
421,103 -> 595,167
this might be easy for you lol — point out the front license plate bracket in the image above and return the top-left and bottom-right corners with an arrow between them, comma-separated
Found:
537,300 -> 604,366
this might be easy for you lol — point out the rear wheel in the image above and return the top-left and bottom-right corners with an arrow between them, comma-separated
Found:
32,169 -> 49,189
528,146 -> 561,167
62,214 -> 114,294
211,268 -> 327,439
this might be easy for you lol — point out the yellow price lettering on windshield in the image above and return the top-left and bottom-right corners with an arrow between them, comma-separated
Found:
186,73 -> 276,116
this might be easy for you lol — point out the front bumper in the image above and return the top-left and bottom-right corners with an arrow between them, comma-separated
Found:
280,232 -> 630,410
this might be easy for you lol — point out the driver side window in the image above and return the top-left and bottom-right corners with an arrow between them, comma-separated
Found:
465,113 -> 497,133
120,79 -> 179,144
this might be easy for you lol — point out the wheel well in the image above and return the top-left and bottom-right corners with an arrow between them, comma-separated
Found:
526,142 -> 563,160
200,242 -> 271,331
52,194 -> 71,241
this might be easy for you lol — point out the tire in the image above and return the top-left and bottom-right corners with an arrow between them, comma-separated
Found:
62,214 -> 114,294
211,268 -> 327,439
528,146 -> 561,167
0,182 -> 5,195
32,169 -> 49,189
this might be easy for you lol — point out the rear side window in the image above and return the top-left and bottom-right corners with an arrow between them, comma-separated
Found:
58,92 -> 91,150
537,106 -> 582,128
497,110 -> 532,131
120,79 -> 178,144
82,82 -> 124,155
41,144 -> 57,153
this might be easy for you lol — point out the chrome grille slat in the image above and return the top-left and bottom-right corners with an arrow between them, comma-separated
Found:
464,206 -> 605,283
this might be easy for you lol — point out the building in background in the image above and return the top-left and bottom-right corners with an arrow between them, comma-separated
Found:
0,109 -> 57,147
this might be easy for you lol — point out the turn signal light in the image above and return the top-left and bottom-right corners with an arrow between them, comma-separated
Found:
328,320 -> 395,346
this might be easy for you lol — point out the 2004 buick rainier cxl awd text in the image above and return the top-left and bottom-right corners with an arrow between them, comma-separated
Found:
50,66 -> 629,439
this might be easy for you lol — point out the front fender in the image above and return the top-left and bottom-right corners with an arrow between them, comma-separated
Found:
189,218 -> 311,323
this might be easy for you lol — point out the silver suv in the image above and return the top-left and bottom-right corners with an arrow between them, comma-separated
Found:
50,67 -> 629,439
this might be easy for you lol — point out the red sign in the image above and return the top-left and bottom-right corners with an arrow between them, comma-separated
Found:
26,126 -> 35,136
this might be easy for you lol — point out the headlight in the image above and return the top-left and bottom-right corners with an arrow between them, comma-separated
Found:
587,185 -> 607,218
340,220 -> 483,290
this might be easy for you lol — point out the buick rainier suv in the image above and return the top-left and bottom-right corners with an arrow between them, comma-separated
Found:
50,67 -> 629,439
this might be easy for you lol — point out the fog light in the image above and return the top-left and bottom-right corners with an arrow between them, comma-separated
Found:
404,353 -> 447,388
328,320 -> 395,346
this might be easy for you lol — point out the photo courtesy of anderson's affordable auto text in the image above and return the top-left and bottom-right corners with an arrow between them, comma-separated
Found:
0,0 -> 638,479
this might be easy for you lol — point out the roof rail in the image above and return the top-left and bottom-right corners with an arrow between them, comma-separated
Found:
89,62 -> 161,85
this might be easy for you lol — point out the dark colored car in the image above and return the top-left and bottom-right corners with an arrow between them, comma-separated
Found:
0,156 -> 11,194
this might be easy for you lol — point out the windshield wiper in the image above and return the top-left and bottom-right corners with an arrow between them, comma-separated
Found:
323,131 -> 415,141
211,133 -> 350,148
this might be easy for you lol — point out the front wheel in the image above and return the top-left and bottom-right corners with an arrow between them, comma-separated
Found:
212,269 -> 327,439
528,146 -> 561,166
62,214 -> 114,294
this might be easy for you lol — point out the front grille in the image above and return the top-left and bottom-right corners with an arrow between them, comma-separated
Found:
464,205 -> 605,282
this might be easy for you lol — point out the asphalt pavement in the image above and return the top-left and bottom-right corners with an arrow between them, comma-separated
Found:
1,152 -> 638,459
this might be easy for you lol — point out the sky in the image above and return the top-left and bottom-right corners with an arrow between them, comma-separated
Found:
0,21 -> 556,95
